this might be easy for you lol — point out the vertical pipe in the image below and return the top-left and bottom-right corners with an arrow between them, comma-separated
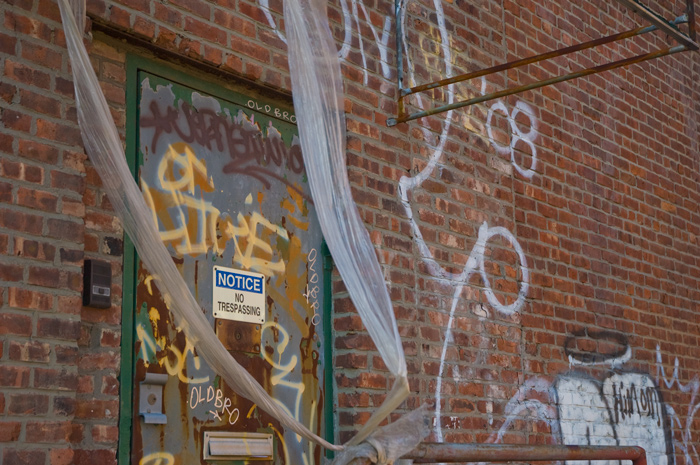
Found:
395,0 -> 405,121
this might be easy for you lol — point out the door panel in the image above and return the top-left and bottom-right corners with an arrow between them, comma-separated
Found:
126,61 -> 328,465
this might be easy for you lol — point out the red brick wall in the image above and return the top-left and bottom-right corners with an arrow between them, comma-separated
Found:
1,0 -> 699,463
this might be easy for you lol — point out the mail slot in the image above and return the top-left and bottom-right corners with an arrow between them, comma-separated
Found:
203,431 -> 274,461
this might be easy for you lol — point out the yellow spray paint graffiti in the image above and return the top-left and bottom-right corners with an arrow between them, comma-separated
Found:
136,322 -> 209,384
139,452 -> 175,465
141,142 -> 290,278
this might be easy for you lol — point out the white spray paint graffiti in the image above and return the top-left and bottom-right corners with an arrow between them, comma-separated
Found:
482,341 -> 700,465
264,0 -> 539,445
656,345 -> 700,465
260,0 -> 391,84
486,98 -> 539,179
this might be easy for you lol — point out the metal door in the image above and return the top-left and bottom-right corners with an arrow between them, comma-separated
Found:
122,57 -> 330,465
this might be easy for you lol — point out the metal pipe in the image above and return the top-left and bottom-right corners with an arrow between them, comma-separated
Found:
405,443 -> 647,464
615,0 -> 699,50
400,15 -> 688,98
688,0 -> 697,43
388,45 -> 686,126
395,0 -> 405,121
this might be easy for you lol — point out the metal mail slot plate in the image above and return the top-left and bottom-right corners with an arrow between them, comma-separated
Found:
203,431 -> 273,461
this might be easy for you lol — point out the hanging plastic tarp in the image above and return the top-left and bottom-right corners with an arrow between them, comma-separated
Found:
283,0 -> 412,446
58,0 -> 424,458
57,0 -> 339,451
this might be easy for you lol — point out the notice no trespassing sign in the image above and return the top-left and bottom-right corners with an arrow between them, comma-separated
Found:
212,266 -> 265,324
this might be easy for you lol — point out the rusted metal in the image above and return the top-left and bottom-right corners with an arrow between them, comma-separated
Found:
615,0 -> 698,51
388,45 -> 686,126
406,443 -> 647,464
347,443 -> 647,465
400,20 -> 679,98
390,0 -> 697,126
688,0 -> 697,43
216,320 -> 262,354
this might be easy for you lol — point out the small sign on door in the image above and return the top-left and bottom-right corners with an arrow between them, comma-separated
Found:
212,266 -> 266,324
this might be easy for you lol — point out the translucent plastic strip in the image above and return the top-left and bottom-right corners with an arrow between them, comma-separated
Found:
283,0 -> 409,446
57,0 -> 340,451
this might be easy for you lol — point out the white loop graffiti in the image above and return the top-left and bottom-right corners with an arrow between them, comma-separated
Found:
434,223 -> 529,442
394,1 -> 531,444
265,0 -> 537,444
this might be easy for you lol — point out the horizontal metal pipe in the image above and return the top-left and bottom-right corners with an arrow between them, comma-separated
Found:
388,45 -> 685,126
406,443 -> 647,464
400,15 -> 688,98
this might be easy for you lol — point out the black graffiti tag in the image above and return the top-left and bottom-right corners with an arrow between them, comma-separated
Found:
140,100 -> 309,201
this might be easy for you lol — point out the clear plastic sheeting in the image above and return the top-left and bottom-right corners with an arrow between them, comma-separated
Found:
57,0 -> 340,452
59,0 -> 420,456
328,404 -> 432,465
284,0 -> 410,446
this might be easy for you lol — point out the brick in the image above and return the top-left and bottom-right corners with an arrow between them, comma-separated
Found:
101,375 -> 119,396
100,328 -> 120,347
74,399 -> 118,419
73,449 -> 117,465
0,312 -> 32,336
4,60 -> 51,89
0,32 -> 17,54
0,262 -> 23,281
25,421 -> 76,443
0,422 -> 22,442
36,119 -> 82,146
1,108 -> 32,133
8,287 -> 54,310
1,159 -> 44,184
13,237 -> 56,261
50,448 -> 75,465
8,340 -> 51,363
47,218 -> 84,241
27,265 -> 61,288
0,208 -> 43,235
17,140 -> 57,165
79,351 -> 119,371
51,170 -> 85,193
34,368 -> 78,391
59,247 -> 84,265
92,424 -> 119,443
85,211 -> 121,233
53,396 -> 76,416
55,345 -> 79,364
37,317 -> 81,340
2,449 -> 46,465
0,366 -> 30,388
17,187 -> 58,212
8,393 -> 49,415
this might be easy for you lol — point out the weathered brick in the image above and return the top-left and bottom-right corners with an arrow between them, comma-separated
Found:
0,366 -> 30,388
47,218 -> 84,241
8,287 -> 54,310
2,449 -> 46,465
4,59 -> 51,89
8,393 -> 49,415
0,422 -> 22,442
0,312 -> 32,336
8,340 -> 51,363
37,317 -> 81,340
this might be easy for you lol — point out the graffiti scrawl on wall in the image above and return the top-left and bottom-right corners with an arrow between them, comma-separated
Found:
488,332 -> 700,465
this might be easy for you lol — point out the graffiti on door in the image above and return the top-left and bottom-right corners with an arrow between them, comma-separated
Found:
130,69 -> 327,465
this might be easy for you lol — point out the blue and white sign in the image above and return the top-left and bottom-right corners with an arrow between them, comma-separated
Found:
212,266 -> 265,324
